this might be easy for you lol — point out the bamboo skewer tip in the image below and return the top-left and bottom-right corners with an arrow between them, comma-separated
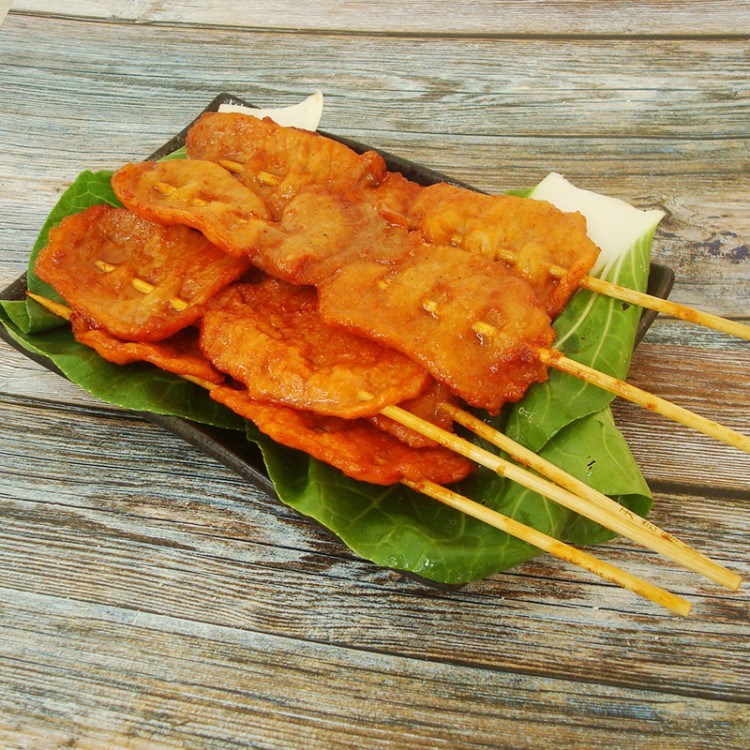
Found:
407,478 -> 693,617
537,347 -> 750,458
439,402 -> 743,592
580,274 -> 750,343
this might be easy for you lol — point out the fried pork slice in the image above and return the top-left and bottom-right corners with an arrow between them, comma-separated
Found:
112,160 -> 273,257
71,314 -> 224,385
200,279 -> 431,419
370,382 -> 459,449
210,386 -> 473,486
369,171 -> 424,228
112,161 -> 405,286
318,241 -> 555,414
408,183 -> 601,317
185,112 -> 387,219
35,205 -> 250,342
260,188 -> 410,285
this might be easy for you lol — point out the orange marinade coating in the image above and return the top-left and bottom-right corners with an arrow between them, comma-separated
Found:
35,205 -> 250,342
370,381 -> 460,449
185,112 -> 388,219
318,239 -> 555,414
112,159 -> 273,257
113,159 -> 406,287
200,279 -> 431,419
260,188 -> 411,285
210,386 -> 473,486
408,183 -> 601,317
70,315 -> 224,385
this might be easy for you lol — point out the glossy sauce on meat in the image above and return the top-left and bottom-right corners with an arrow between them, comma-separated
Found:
71,315 -> 223,384
210,385 -> 473,486
408,183 -> 600,316
370,381 -> 459,449
318,240 -> 555,413
199,279 -> 431,419
112,160 -> 273,257
186,112 -> 387,218
35,205 -> 250,342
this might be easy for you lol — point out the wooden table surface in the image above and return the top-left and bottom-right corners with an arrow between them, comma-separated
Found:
1,2 -> 749,748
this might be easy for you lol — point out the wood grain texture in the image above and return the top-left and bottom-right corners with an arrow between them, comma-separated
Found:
1,3 -> 750,748
2,590 -> 746,750
12,0 -> 750,36
2,14 -> 749,313
0,397 -> 748,704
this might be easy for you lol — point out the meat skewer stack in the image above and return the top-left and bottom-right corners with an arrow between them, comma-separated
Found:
28,109 -> 748,614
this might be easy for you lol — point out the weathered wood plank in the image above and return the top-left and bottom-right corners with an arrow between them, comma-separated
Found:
4,16 -> 750,139
2,8 -> 750,747
1,487 -> 749,704
11,0 -> 750,36
613,342 -> 750,493
1,397 -> 748,702
1,590 -> 747,750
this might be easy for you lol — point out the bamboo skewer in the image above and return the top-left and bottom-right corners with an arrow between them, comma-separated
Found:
158,167 -> 746,341
27,293 -> 71,320
379,402 -> 739,593
406,478 -> 691,616
579,274 -> 750,342
536,348 -> 750,456
41,265 -> 750,457
26,290 -> 737,613
29,285 -> 750,456
27,288 -> 747,563
491,246 -> 750,342
75,241 -> 750,452
440,402 -> 741,591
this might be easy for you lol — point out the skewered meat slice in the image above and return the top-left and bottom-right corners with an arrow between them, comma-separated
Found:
186,111 -> 423,226
185,112 -> 387,218
111,158 -> 555,413
209,386 -> 473,486
318,241 -> 555,414
113,160 -> 408,287
181,111 -> 597,319
200,279 -> 432,419
35,205 -> 250,342
370,171 -> 424,228
71,315 -> 224,385
261,188 -> 410,285
112,159 -> 273,257
408,183 -> 601,317
370,381 -> 459,449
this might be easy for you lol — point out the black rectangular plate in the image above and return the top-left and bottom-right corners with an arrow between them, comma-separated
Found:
0,92 -> 675,502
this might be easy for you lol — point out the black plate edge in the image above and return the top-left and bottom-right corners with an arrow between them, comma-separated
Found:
0,93 -> 675,576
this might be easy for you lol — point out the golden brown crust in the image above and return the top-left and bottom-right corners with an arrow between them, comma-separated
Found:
210,385 -> 473,486
35,205 -> 250,342
408,183 -> 600,317
318,240 -> 555,413
185,112 -> 387,219
199,279 -> 431,419
112,160 -> 272,257
71,315 -> 224,384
